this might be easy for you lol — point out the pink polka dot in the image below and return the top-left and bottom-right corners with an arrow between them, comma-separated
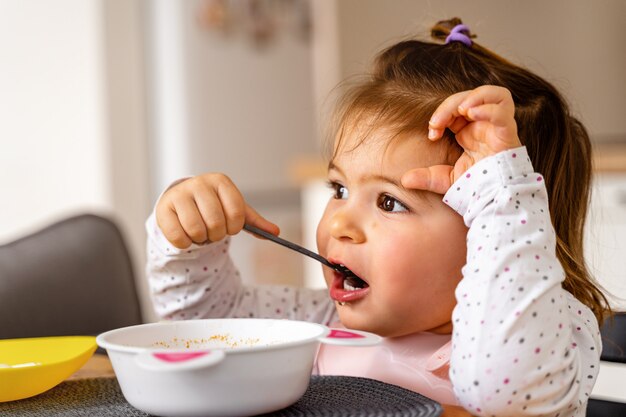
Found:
537,176 -> 542,182
535,347 -> 541,354
504,267 -> 510,272
203,266 -> 208,271
535,255 -> 540,260
466,173 -> 471,178
521,219 -> 527,224
512,153 -> 517,158
504,378 -> 510,384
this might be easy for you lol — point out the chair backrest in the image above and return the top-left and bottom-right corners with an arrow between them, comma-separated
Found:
586,311 -> 626,417
600,312 -> 626,363
0,214 -> 142,339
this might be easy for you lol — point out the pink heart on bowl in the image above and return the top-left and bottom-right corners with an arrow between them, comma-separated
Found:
328,329 -> 365,339
153,352 -> 210,363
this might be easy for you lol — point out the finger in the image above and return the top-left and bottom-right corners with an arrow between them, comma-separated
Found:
452,154 -> 473,184
448,116 -> 469,135
428,91 -> 472,139
458,85 -> 513,111
458,85 -> 515,128
213,180 -> 247,235
401,165 -> 454,195
173,197 -> 212,244
244,205 -> 280,237
192,186 -> 229,242
464,103 -> 512,128
459,103 -> 521,151
156,204 -> 193,249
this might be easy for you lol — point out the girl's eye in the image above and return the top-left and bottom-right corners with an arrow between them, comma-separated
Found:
377,194 -> 409,213
328,181 -> 348,200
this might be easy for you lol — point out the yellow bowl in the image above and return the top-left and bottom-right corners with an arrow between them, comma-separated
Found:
0,336 -> 97,402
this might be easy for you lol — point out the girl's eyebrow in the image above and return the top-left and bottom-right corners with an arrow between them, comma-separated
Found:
328,161 -> 430,202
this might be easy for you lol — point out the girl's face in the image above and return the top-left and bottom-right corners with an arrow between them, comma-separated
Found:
316,128 -> 468,337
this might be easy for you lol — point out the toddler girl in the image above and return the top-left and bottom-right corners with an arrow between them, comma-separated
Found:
146,18 -> 610,416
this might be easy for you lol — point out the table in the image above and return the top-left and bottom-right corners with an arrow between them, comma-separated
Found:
62,354 -> 471,417
68,353 -> 115,380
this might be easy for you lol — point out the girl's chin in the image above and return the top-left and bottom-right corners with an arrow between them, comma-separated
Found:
335,309 -> 388,336
336,310 -> 453,337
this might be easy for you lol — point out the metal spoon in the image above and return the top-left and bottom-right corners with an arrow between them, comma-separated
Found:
243,224 -> 351,275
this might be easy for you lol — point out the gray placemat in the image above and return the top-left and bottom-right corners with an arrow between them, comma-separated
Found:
0,376 -> 442,417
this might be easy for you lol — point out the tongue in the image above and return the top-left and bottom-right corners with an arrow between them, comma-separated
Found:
345,274 -> 367,289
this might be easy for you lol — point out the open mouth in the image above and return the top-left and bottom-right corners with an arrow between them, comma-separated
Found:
341,268 -> 369,291
329,263 -> 370,304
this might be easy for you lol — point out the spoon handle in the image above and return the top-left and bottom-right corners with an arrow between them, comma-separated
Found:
243,224 -> 338,271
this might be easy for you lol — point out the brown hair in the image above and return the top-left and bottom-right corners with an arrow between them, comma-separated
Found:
327,17 -> 612,324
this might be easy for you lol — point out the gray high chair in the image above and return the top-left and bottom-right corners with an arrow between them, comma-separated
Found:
0,214 -> 143,339
586,312 -> 626,416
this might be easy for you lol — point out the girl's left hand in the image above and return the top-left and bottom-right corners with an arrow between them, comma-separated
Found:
401,85 -> 522,194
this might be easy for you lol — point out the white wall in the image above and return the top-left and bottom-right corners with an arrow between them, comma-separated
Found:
147,0 -> 318,197
102,0 -> 153,321
0,0 -> 109,240
585,174 -> 626,310
332,0 -> 626,141
0,0 -> 154,321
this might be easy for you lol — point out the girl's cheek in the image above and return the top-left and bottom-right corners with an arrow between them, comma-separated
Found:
316,212 -> 334,286
317,199 -> 338,247
316,206 -> 331,255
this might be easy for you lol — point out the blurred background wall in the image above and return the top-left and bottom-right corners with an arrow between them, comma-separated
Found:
1,0 -> 625,323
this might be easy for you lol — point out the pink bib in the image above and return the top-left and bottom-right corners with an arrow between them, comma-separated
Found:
315,324 -> 458,405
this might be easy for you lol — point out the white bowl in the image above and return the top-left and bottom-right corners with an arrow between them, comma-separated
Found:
96,318 -> 380,417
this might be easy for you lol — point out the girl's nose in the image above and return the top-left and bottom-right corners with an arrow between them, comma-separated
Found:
329,209 -> 366,243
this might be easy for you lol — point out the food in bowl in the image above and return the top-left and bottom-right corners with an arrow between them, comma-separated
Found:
151,333 -> 266,349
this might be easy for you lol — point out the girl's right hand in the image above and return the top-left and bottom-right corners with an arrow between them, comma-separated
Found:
155,173 -> 280,249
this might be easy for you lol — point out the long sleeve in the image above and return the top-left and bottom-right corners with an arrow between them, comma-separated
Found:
145,212 -> 337,325
443,147 -> 601,416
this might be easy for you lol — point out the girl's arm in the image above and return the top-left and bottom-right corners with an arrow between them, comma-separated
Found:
402,86 -> 601,416
146,211 -> 337,324
443,147 -> 600,416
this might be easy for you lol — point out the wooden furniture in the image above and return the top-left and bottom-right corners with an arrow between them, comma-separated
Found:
68,354 -> 115,381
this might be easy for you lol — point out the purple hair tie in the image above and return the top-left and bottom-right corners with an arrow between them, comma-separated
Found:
445,24 -> 472,47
